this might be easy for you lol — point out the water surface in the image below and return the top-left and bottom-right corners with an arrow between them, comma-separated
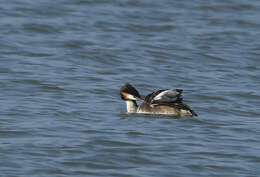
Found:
1,0 -> 260,176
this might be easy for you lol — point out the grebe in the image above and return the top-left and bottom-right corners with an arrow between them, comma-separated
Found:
120,83 -> 197,116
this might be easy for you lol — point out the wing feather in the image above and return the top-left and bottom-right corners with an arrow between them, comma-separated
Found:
144,88 -> 197,116
145,89 -> 183,105
153,89 -> 182,102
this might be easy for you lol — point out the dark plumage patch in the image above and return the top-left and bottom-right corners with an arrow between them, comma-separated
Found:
120,83 -> 141,98
144,90 -> 163,103
169,102 -> 197,116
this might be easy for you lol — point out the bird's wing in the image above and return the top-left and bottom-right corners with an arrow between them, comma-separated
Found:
145,89 -> 183,105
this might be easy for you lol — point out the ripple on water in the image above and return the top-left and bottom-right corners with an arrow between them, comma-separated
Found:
23,23 -> 61,34
1,0 -> 260,176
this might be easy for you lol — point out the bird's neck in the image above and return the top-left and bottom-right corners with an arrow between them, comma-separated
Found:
125,100 -> 138,113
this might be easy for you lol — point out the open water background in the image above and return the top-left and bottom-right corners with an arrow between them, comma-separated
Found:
1,0 -> 260,176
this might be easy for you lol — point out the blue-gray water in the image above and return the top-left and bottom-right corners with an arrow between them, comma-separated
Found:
1,0 -> 260,176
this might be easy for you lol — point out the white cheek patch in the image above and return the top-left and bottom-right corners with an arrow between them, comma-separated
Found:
127,94 -> 135,100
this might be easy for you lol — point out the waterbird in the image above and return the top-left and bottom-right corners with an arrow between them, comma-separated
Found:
120,83 -> 197,117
